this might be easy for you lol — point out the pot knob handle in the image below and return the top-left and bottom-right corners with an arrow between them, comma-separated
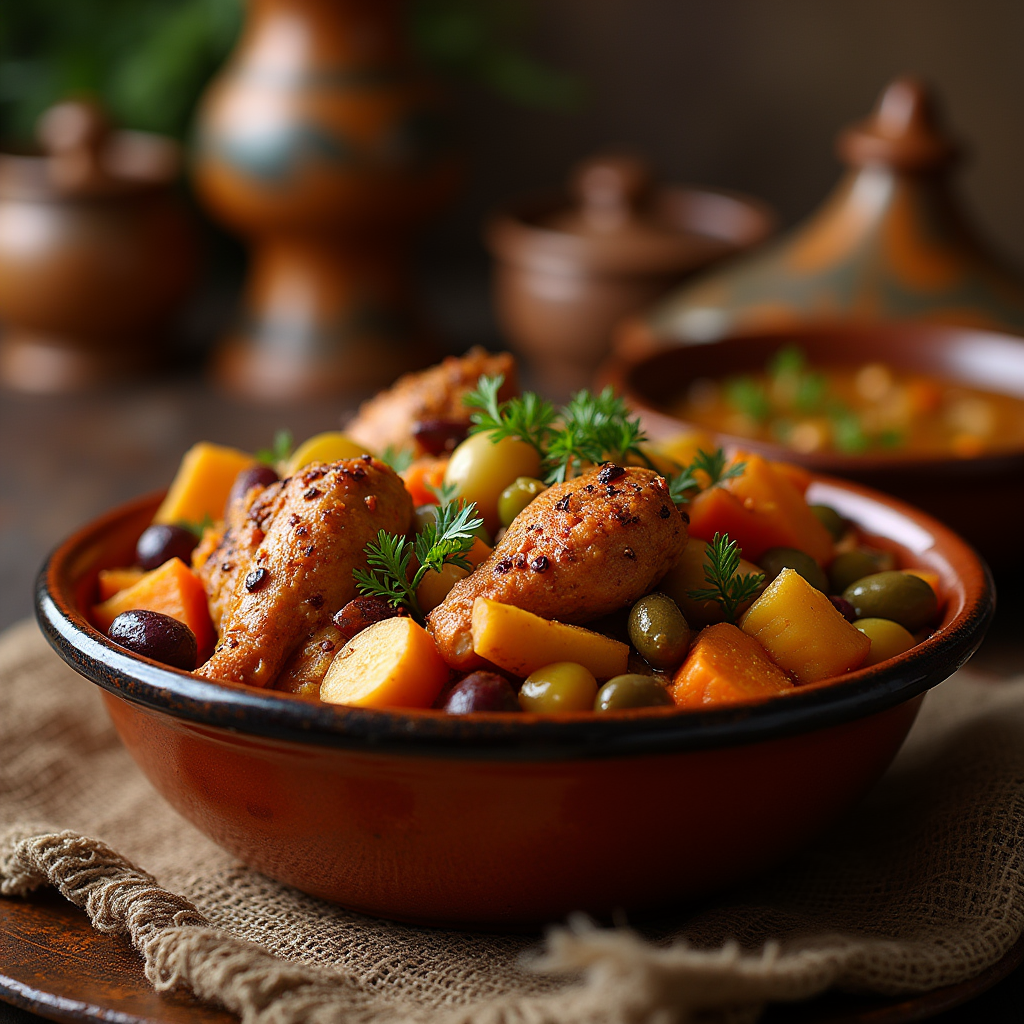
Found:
570,154 -> 652,232
37,100 -> 114,193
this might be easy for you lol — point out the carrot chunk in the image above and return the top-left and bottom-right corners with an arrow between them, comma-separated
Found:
671,623 -> 794,709
96,567 -> 144,601
153,442 -> 255,527
92,557 -> 215,658
401,456 -> 449,507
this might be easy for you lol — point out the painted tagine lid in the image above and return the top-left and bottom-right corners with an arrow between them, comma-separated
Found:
617,77 -> 1024,359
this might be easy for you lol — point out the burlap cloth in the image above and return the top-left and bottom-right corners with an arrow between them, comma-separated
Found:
1,619 -> 1022,1023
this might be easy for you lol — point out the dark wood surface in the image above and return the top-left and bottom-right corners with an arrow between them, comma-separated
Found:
0,375 -> 1022,1023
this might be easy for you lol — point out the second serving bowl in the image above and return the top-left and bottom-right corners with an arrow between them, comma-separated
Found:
36,477 -> 992,926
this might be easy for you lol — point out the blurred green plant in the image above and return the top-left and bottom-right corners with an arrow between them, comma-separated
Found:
0,0 -> 579,144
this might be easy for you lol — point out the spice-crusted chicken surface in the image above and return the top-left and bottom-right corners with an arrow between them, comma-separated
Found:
193,478 -> 284,635
346,347 -> 519,457
427,465 -> 688,670
195,457 -> 412,688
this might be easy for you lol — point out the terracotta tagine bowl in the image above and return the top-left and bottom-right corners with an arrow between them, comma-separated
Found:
604,321 -> 1024,568
487,153 -> 776,397
193,0 -> 460,401
36,480 -> 992,927
617,77 -> 1024,361
0,101 -> 196,393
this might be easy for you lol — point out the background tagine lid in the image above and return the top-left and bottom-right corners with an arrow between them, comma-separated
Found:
616,77 -> 1024,358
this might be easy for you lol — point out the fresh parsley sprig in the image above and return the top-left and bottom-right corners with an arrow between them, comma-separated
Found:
666,448 -> 747,505
352,501 -> 484,624
380,444 -> 415,474
463,377 -> 652,484
256,428 -> 293,467
687,532 -> 765,624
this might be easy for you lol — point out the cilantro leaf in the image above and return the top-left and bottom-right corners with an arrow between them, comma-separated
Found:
256,429 -> 293,467
380,444 -> 414,474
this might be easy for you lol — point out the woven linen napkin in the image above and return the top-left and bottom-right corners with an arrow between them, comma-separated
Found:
1,618 -> 1022,1024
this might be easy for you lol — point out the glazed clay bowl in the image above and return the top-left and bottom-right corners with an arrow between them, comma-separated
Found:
36,482 -> 992,927
605,322 -> 1024,569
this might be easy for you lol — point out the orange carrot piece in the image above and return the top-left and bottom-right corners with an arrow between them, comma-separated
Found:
92,557 -> 215,657
671,623 -> 794,710
770,460 -> 812,496
96,567 -> 145,601
688,453 -> 833,564
401,456 -> 450,507
153,442 -> 255,527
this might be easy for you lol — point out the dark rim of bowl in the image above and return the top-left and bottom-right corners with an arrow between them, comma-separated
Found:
36,477 -> 994,762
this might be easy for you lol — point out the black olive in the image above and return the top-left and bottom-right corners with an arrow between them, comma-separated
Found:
107,609 -> 198,670
135,524 -> 199,571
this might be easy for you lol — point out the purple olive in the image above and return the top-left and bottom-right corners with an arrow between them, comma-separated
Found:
829,595 -> 858,623
107,609 -> 198,670
135,524 -> 199,571
226,463 -> 280,514
412,418 -> 468,456
444,672 -> 521,714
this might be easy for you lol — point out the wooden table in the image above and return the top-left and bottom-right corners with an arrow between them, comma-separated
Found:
1,378 -> 1021,1023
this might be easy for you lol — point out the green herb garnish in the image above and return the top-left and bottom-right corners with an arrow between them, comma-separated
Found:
426,478 -> 460,506
380,444 -> 415,474
175,514 -> 215,539
353,500 -> 484,624
666,448 -> 747,505
687,532 -> 765,624
463,376 -> 652,483
256,428 -> 293,467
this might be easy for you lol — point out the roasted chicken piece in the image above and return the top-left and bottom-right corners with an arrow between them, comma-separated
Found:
346,347 -> 519,457
192,477 -> 284,635
196,457 -> 412,688
427,465 -> 688,670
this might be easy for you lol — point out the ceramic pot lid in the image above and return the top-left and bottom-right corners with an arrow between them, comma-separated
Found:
0,100 -> 181,201
488,154 -> 754,278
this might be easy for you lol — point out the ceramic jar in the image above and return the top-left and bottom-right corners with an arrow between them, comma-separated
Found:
618,77 -> 1024,359
0,102 -> 196,393
193,0 -> 460,401
486,154 -> 776,397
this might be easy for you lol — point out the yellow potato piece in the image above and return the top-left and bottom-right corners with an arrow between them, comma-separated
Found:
320,617 -> 449,709
153,442 -> 255,527
284,432 -> 370,476
471,597 -> 629,680
740,568 -> 870,683
417,538 -> 492,614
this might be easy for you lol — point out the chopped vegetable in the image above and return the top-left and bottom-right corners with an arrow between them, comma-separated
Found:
470,597 -> 629,680
740,568 -> 870,683
670,623 -> 793,709
153,442 -> 255,528
283,432 -> 369,476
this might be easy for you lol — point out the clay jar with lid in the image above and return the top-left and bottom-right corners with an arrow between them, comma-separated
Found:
0,101 -> 196,393
486,154 -> 775,396
618,77 -> 1024,359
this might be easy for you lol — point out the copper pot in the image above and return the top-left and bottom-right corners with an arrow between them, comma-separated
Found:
0,102 -> 196,393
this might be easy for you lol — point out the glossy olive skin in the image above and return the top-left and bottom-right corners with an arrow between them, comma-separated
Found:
412,504 -> 490,545
853,617 -> 917,666
107,609 -> 197,670
135,524 -> 199,571
829,596 -> 857,623
758,547 -> 828,593
810,504 -> 846,541
444,672 -> 521,713
828,548 -> 894,594
226,463 -> 279,513
627,594 -> 691,671
843,571 -> 938,632
595,674 -> 674,712
498,477 -> 546,528
519,662 -> 597,713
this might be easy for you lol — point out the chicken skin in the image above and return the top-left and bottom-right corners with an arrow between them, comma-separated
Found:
346,347 -> 519,457
196,457 -> 412,688
427,465 -> 688,670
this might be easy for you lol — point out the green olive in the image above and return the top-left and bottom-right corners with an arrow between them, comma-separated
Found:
758,547 -> 828,592
519,662 -> 597,713
443,432 -> 542,534
810,504 -> 846,540
413,504 -> 491,544
627,593 -> 691,671
828,549 -> 895,593
853,618 -> 917,666
843,571 -> 938,632
498,477 -> 547,528
595,674 -> 674,712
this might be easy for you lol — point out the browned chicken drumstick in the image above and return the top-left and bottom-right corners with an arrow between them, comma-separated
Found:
196,457 -> 412,688
427,465 -> 688,670
346,347 -> 519,457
